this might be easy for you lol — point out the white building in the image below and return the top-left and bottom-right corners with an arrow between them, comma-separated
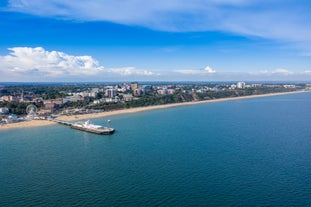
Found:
158,89 -> 168,95
283,85 -> 296,89
229,84 -> 237,90
168,89 -> 175,94
104,97 -> 120,103
62,95 -> 84,104
0,107 -> 9,114
105,89 -> 117,98
123,94 -> 133,101
251,84 -> 262,88
0,96 -> 15,102
93,99 -> 103,104
236,82 -> 246,89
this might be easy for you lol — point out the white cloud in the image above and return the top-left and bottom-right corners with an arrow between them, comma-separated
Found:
108,67 -> 158,76
6,0 -> 311,49
272,68 -> 293,75
257,68 -> 294,75
259,70 -> 269,74
0,47 -> 310,82
204,66 -> 216,74
0,47 -> 159,81
242,68 -> 311,81
303,70 -> 311,74
175,66 -> 216,75
0,47 -> 104,77
174,69 -> 200,75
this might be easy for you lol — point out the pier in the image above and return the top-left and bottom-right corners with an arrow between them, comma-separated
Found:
49,118 -> 72,126
49,118 -> 115,135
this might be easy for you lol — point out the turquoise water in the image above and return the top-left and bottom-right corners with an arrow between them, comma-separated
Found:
1,93 -> 311,206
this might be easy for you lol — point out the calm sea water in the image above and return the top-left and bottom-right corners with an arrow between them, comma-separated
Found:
1,93 -> 311,206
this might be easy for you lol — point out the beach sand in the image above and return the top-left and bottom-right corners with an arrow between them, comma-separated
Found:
0,90 -> 308,131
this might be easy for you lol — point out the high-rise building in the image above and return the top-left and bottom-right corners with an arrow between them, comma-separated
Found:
236,82 -> 246,89
133,88 -> 145,96
105,89 -> 117,98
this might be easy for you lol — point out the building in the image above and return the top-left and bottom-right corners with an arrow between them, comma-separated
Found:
158,89 -> 168,95
0,96 -> 15,102
122,83 -> 131,91
133,88 -> 145,96
0,107 -> 9,114
93,99 -> 103,104
168,89 -> 175,94
123,94 -> 133,101
283,85 -> 296,89
142,85 -> 152,93
131,82 -> 138,91
236,82 -> 246,89
104,97 -> 120,103
229,84 -> 237,90
44,99 -> 62,106
20,91 -> 24,102
2,114 -> 18,123
251,84 -> 262,88
38,108 -> 54,115
105,89 -> 117,98
62,95 -> 84,104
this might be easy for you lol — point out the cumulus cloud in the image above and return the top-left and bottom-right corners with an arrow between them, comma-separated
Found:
0,47 -> 104,77
0,47 -> 159,81
204,66 -> 216,74
175,66 -> 216,75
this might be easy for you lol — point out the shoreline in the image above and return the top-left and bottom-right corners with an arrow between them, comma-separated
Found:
0,90 -> 308,131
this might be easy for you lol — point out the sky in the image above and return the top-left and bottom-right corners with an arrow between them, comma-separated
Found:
0,0 -> 311,82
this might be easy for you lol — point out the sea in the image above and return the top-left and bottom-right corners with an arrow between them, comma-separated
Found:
0,92 -> 311,207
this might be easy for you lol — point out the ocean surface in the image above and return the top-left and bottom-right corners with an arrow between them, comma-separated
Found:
1,92 -> 311,206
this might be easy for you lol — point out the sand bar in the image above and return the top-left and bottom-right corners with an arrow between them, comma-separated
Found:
0,90 -> 308,131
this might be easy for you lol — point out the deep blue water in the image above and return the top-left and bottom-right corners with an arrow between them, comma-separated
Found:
1,93 -> 311,206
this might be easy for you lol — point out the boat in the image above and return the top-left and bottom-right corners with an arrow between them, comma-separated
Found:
71,120 -> 115,135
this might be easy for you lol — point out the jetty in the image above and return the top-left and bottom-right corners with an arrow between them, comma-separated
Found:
50,119 -> 115,135
50,119 -> 72,126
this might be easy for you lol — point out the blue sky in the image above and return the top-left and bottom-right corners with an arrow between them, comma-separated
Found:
0,0 -> 311,82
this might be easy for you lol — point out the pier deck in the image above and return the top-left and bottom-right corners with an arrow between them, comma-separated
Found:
49,118 -> 114,135
49,119 -> 72,126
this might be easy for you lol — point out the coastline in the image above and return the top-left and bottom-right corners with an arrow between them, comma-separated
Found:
0,90 -> 308,131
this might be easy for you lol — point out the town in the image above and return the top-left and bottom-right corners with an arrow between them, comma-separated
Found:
0,82 -> 310,124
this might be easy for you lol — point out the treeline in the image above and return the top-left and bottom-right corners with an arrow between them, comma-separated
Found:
85,93 -> 195,110
125,93 -> 193,108
85,87 -> 298,111
0,84 -> 91,100
86,102 -> 124,111
60,100 -> 90,109
0,85 -> 299,115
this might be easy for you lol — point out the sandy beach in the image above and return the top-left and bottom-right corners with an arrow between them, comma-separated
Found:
0,90 -> 308,131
